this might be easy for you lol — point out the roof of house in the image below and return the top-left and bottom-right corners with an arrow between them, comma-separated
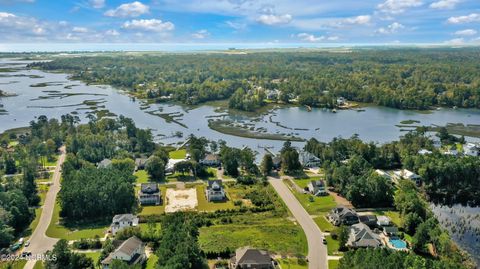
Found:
234,247 -> 272,266
331,207 -> 358,218
203,154 -> 220,161
112,214 -> 137,224
140,183 -> 159,194
377,216 -> 391,224
135,158 -> 148,166
383,226 -> 399,234
208,180 -> 223,191
359,215 -> 378,223
310,180 -> 324,188
348,223 -> 382,248
98,158 -> 112,168
102,236 -> 143,265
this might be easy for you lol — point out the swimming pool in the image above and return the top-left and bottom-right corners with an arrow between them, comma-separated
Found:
389,238 -> 407,249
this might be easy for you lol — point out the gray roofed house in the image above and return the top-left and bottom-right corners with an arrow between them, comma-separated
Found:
98,158 -> 112,169
346,223 -> 382,249
134,158 -> 148,171
328,207 -> 359,226
307,180 -> 327,196
111,214 -> 139,235
383,226 -> 399,236
299,151 -> 321,168
199,154 -> 221,167
206,180 -> 226,202
230,247 -> 274,269
359,215 -> 378,227
101,236 -> 146,269
138,183 -> 161,205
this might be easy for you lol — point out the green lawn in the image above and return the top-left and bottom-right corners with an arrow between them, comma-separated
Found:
134,170 -> 150,184
328,259 -> 340,269
326,235 -> 342,256
196,184 -> 236,212
146,254 -> 159,269
199,217 -> 307,256
40,155 -> 58,167
33,261 -> 45,269
293,176 -> 323,189
314,214 -> 335,232
169,149 -> 186,159
84,251 -> 101,264
293,192 -> 337,215
46,201 -> 108,240
278,258 -> 308,269
0,260 -> 27,269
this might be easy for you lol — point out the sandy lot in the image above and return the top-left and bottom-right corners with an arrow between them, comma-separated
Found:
165,188 -> 198,213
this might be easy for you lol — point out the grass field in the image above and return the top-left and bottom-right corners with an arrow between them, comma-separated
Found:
278,258 -> 308,269
326,235 -> 342,256
314,214 -> 335,232
134,170 -> 150,184
293,176 -> 323,189
169,149 -> 187,159
199,215 -> 307,256
196,184 -> 236,212
84,251 -> 101,265
146,254 -> 159,269
328,259 -> 340,269
33,261 -> 45,269
0,260 -> 27,269
46,201 -> 108,240
293,192 -> 337,215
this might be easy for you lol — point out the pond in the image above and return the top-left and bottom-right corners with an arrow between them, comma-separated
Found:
1,58 -> 480,156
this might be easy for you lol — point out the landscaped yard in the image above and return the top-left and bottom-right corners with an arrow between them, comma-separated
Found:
134,170 -> 150,184
328,259 -> 340,269
326,235 -> 342,256
46,201 -> 108,240
196,184 -> 236,212
83,251 -> 101,265
199,215 -> 307,256
314,214 -> 335,232
169,149 -> 187,159
278,258 -> 308,269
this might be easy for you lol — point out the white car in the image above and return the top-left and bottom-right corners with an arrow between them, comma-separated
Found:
24,240 -> 30,247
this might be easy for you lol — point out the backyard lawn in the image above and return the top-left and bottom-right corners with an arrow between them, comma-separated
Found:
326,235 -> 342,256
46,201 -> 108,240
314,214 -> 335,232
199,215 -> 307,256
196,184 -> 236,212
84,251 -> 101,265
293,192 -> 337,215
169,149 -> 186,159
146,254 -> 159,269
134,170 -> 150,184
293,176 -> 323,189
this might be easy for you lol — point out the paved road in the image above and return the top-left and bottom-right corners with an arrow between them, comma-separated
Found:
268,177 -> 328,269
24,147 -> 65,269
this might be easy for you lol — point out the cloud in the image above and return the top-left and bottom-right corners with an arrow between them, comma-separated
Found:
256,14 -> 292,25
454,29 -> 477,36
444,37 -> 465,45
104,1 -> 149,18
89,0 -> 105,9
376,22 -> 404,34
292,15 -> 371,31
377,0 -> 423,14
105,29 -> 120,36
344,15 -> 371,25
122,19 -> 174,32
297,33 -> 339,42
72,26 -> 88,33
0,12 -> 46,36
429,0 -> 460,9
192,29 -> 209,39
226,21 -> 247,31
447,13 -> 480,24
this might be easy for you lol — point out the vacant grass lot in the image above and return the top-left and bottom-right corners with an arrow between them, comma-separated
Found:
328,259 -> 340,269
294,192 -> 337,215
278,258 -> 308,269
196,184 -> 236,212
169,149 -> 186,159
326,235 -> 342,256
199,214 -> 307,256
46,201 -> 108,240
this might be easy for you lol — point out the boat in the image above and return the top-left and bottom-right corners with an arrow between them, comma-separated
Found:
332,108 -> 337,113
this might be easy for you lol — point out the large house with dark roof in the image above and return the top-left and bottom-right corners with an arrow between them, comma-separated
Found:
101,236 -> 146,269
230,247 -> 274,269
138,183 -> 161,205
346,223 -> 382,248
206,180 -> 226,202
328,207 -> 359,226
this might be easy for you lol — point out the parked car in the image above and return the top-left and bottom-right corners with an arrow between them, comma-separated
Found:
322,238 -> 327,244
24,240 -> 30,247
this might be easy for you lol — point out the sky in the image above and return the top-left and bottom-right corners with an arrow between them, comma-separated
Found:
0,0 -> 479,49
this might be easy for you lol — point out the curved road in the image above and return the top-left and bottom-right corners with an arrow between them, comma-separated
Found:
24,147 -> 65,269
268,177 -> 328,269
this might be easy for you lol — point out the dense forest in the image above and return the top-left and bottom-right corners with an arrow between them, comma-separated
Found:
29,48 -> 480,110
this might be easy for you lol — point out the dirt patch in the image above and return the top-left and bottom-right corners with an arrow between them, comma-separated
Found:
165,188 -> 198,213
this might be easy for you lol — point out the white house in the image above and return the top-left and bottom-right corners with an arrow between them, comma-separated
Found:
101,236 -> 145,269
393,169 -> 421,185
336,97 -> 347,105
299,151 -> 321,168
111,214 -> 139,235
464,143 -> 480,157
206,180 -> 226,202
307,180 -> 327,196
199,154 -> 221,167
432,137 -> 442,149
138,183 -> 161,205
377,216 -> 391,226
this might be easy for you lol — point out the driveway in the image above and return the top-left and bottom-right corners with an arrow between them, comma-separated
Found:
268,177 -> 328,269
24,147 -> 66,269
